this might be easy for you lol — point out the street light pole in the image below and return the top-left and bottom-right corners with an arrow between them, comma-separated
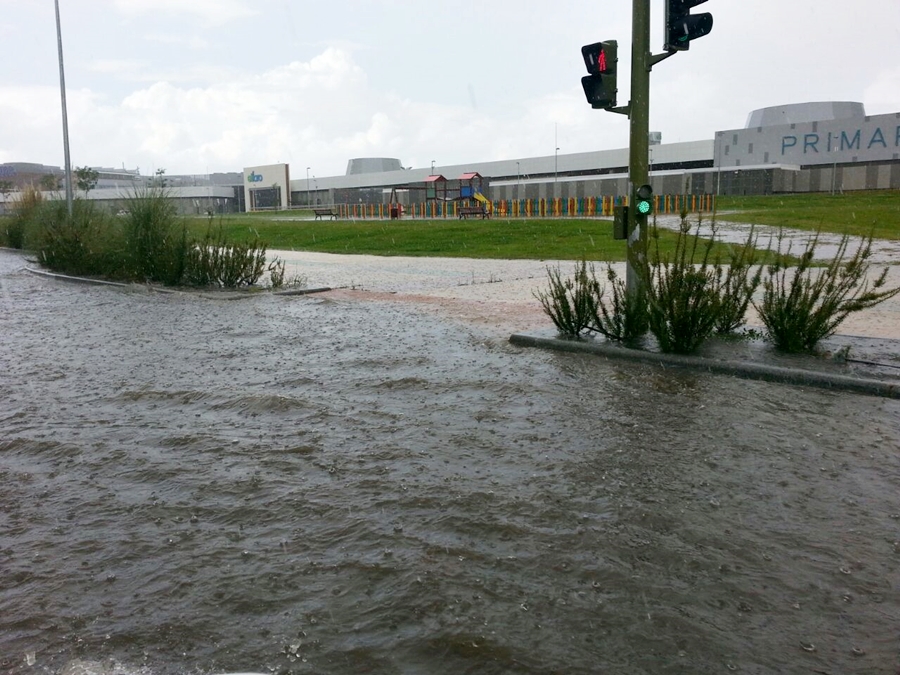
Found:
306,167 -> 310,207
54,0 -> 73,218
431,160 -> 435,175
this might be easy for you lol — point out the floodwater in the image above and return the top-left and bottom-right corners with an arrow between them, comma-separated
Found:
1,248 -> 899,675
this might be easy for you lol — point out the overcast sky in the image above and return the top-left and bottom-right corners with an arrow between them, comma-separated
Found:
2,0 -> 899,177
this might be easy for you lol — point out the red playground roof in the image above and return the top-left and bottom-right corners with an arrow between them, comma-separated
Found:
458,172 -> 482,180
424,174 -> 446,182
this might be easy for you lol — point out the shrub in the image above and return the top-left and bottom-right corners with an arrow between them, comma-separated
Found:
534,260 -> 596,337
268,257 -> 286,289
34,199 -> 125,277
183,225 -> 268,288
589,262 -> 648,342
5,185 -> 44,249
535,260 -> 648,341
123,188 -> 186,285
642,215 -> 723,354
755,230 -> 900,353
713,226 -> 765,334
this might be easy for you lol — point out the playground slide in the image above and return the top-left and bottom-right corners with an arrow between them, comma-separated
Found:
473,192 -> 493,213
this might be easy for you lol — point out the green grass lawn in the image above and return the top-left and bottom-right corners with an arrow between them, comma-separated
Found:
186,189 -> 900,261
716,191 -> 900,239
186,215 -> 745,262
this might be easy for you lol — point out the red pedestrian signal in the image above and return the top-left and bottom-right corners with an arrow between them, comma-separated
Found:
581,41 -> 618,110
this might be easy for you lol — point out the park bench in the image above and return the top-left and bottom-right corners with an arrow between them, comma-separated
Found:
313,207 -> 338,220
458,206 -> 489,219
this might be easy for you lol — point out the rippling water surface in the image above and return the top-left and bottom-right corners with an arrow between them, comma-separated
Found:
1,250 -> 899,675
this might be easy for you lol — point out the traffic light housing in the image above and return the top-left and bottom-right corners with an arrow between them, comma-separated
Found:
665,0 -> 713,52
580,40 -> 617,110
635,184 -> 653,216
613,205 -> 628,240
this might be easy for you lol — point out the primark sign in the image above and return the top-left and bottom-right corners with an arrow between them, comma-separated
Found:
782,124 -> 900,158
718,112 -> 900,167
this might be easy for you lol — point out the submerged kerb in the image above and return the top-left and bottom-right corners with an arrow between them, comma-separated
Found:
509,333 -> 900,400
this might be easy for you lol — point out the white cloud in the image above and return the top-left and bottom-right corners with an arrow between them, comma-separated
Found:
864,67 -> 900,115
143,33 -> 210,50
110,0 -> 257,26
0,43 -> 635,175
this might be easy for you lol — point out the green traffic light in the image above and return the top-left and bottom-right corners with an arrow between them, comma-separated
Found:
635,184 -> 653,215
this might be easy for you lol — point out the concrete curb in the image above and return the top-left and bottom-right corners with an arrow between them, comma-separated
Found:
509,333 -> 900,400
24,266 -> 177,293
273,287 -> 332,296
23,266 -> 331,298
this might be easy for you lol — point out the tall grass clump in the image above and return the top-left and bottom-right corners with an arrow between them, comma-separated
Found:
5,185 -> 44,249
534,261 -> 596,337
536,213 -> 765,353
756,230 -> 900,353
34,199 -> 125,277
183,224 -> 268,288
123,187 -> 187,285
713,226 -> 765,334
640,213 -> 765,353
642,215 -> 723,354
534,259 -> 647,341
588,262 -> 649,342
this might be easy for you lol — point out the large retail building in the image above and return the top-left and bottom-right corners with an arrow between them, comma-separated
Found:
2,101 -> 898,215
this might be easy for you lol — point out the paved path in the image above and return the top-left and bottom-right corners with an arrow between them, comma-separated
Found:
652,213 -> 900,264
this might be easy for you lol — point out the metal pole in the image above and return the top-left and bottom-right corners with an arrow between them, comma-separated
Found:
554,123 -> 559,184
626,0 -> 651,298
516,161 -> 520,200
306,167 -> 310,206
54,0 -> 73,218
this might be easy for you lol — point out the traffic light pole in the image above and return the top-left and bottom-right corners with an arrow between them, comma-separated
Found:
626,0 -> 651,298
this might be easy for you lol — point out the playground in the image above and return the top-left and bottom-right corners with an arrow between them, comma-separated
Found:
341,188 -> 716,220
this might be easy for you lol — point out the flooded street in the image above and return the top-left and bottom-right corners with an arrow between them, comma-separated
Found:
1,248 -> 899,675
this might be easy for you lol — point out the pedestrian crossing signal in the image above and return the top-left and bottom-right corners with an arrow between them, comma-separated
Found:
581,41 -> 617,110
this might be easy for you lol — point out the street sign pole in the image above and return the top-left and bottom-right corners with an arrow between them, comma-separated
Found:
626,0 -> 651,299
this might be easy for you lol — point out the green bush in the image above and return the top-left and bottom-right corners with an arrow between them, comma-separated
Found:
589,262 -> 648,342
28,189 -> 271,289
756,230 -> 900,353
123,188 -> 186,285
535,215 -> 765,353
184,224 -> 268,288
5,185 -> 44,249
534,260 -> 596,337
642,216 -> 723,354
35,200 -> 125,277
713,226 -> 765,334
535,259 -> 648,341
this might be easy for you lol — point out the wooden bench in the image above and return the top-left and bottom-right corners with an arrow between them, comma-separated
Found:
458,206 -> 489,219
313,207 -> 338,220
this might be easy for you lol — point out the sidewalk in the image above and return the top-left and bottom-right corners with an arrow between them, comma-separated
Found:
271,247 -> 900,341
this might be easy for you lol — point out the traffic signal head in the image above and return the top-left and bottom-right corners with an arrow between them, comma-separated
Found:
635,184 -> 653,216
665,0 -> 713,52
580,40 -> 617,109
